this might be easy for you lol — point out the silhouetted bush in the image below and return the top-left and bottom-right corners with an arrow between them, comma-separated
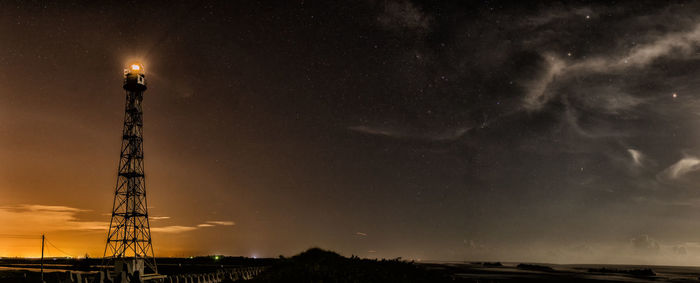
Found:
470,262 -> 503,267
516,263 -> 554,272
70,258 -> 92,271
482,262 -> 503,267
587,267 -> 655,276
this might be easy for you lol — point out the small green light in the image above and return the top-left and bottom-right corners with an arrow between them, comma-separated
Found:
214,256 -> 220,260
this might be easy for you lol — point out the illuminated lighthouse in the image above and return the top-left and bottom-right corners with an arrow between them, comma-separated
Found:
104,63 -> 157,275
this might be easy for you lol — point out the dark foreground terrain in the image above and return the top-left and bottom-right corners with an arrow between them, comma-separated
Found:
3,249 -> 700,282
250,249 -> 700,282
421,262 -> 700,282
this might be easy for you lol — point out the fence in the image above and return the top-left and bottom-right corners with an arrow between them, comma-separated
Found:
55,266 -> 267,283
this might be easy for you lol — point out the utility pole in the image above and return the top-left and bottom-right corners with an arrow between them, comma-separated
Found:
40,234 -> 44,282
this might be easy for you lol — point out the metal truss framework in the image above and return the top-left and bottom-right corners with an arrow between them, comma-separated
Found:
104,68 -> 157,273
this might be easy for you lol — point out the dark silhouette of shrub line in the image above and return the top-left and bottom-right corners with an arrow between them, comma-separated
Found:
249,248 -> 459,282
587,267 -> 656,277
516,263 -> 555,272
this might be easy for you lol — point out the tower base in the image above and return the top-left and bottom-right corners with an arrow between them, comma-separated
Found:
114,259 -> 145,276
112,259 -> 166,281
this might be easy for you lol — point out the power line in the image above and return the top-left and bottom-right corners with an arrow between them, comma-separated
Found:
0,234 -> 76,258
45,239 -> 75,258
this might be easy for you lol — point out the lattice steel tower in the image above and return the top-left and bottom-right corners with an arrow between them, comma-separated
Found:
104,63 -> 157,274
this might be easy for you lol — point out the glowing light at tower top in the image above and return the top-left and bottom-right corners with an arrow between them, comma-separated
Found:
128,63 -> 144,74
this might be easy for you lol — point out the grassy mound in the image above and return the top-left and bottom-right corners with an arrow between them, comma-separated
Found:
249,248 -> 456,282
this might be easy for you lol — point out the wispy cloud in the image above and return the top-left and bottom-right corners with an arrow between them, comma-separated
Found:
0,203 -> 236,236
526,7 -> 594,27
150,226 -> 198,233
151,220 -> 235,234
348,125 -> 397,138
628,149 -> 644,166
630,234 -> 660,254
23,205 -> 86,212
150,216 -> 170,221
0,204 -> 107,233
524,55 -> 567,110
206,221 -> 235,226
659,156 -> 700,179
524,23 -> 700,111
376,0 -> 431,35
348,125 -> 470,141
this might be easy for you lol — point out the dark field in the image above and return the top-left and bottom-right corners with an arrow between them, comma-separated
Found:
422,262 -> 700,282
3,250 -> 700,282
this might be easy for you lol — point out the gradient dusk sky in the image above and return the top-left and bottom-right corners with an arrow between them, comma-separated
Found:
4,1 -> 700,265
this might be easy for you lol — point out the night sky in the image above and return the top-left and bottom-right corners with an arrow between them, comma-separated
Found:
3,1 -> 700,265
